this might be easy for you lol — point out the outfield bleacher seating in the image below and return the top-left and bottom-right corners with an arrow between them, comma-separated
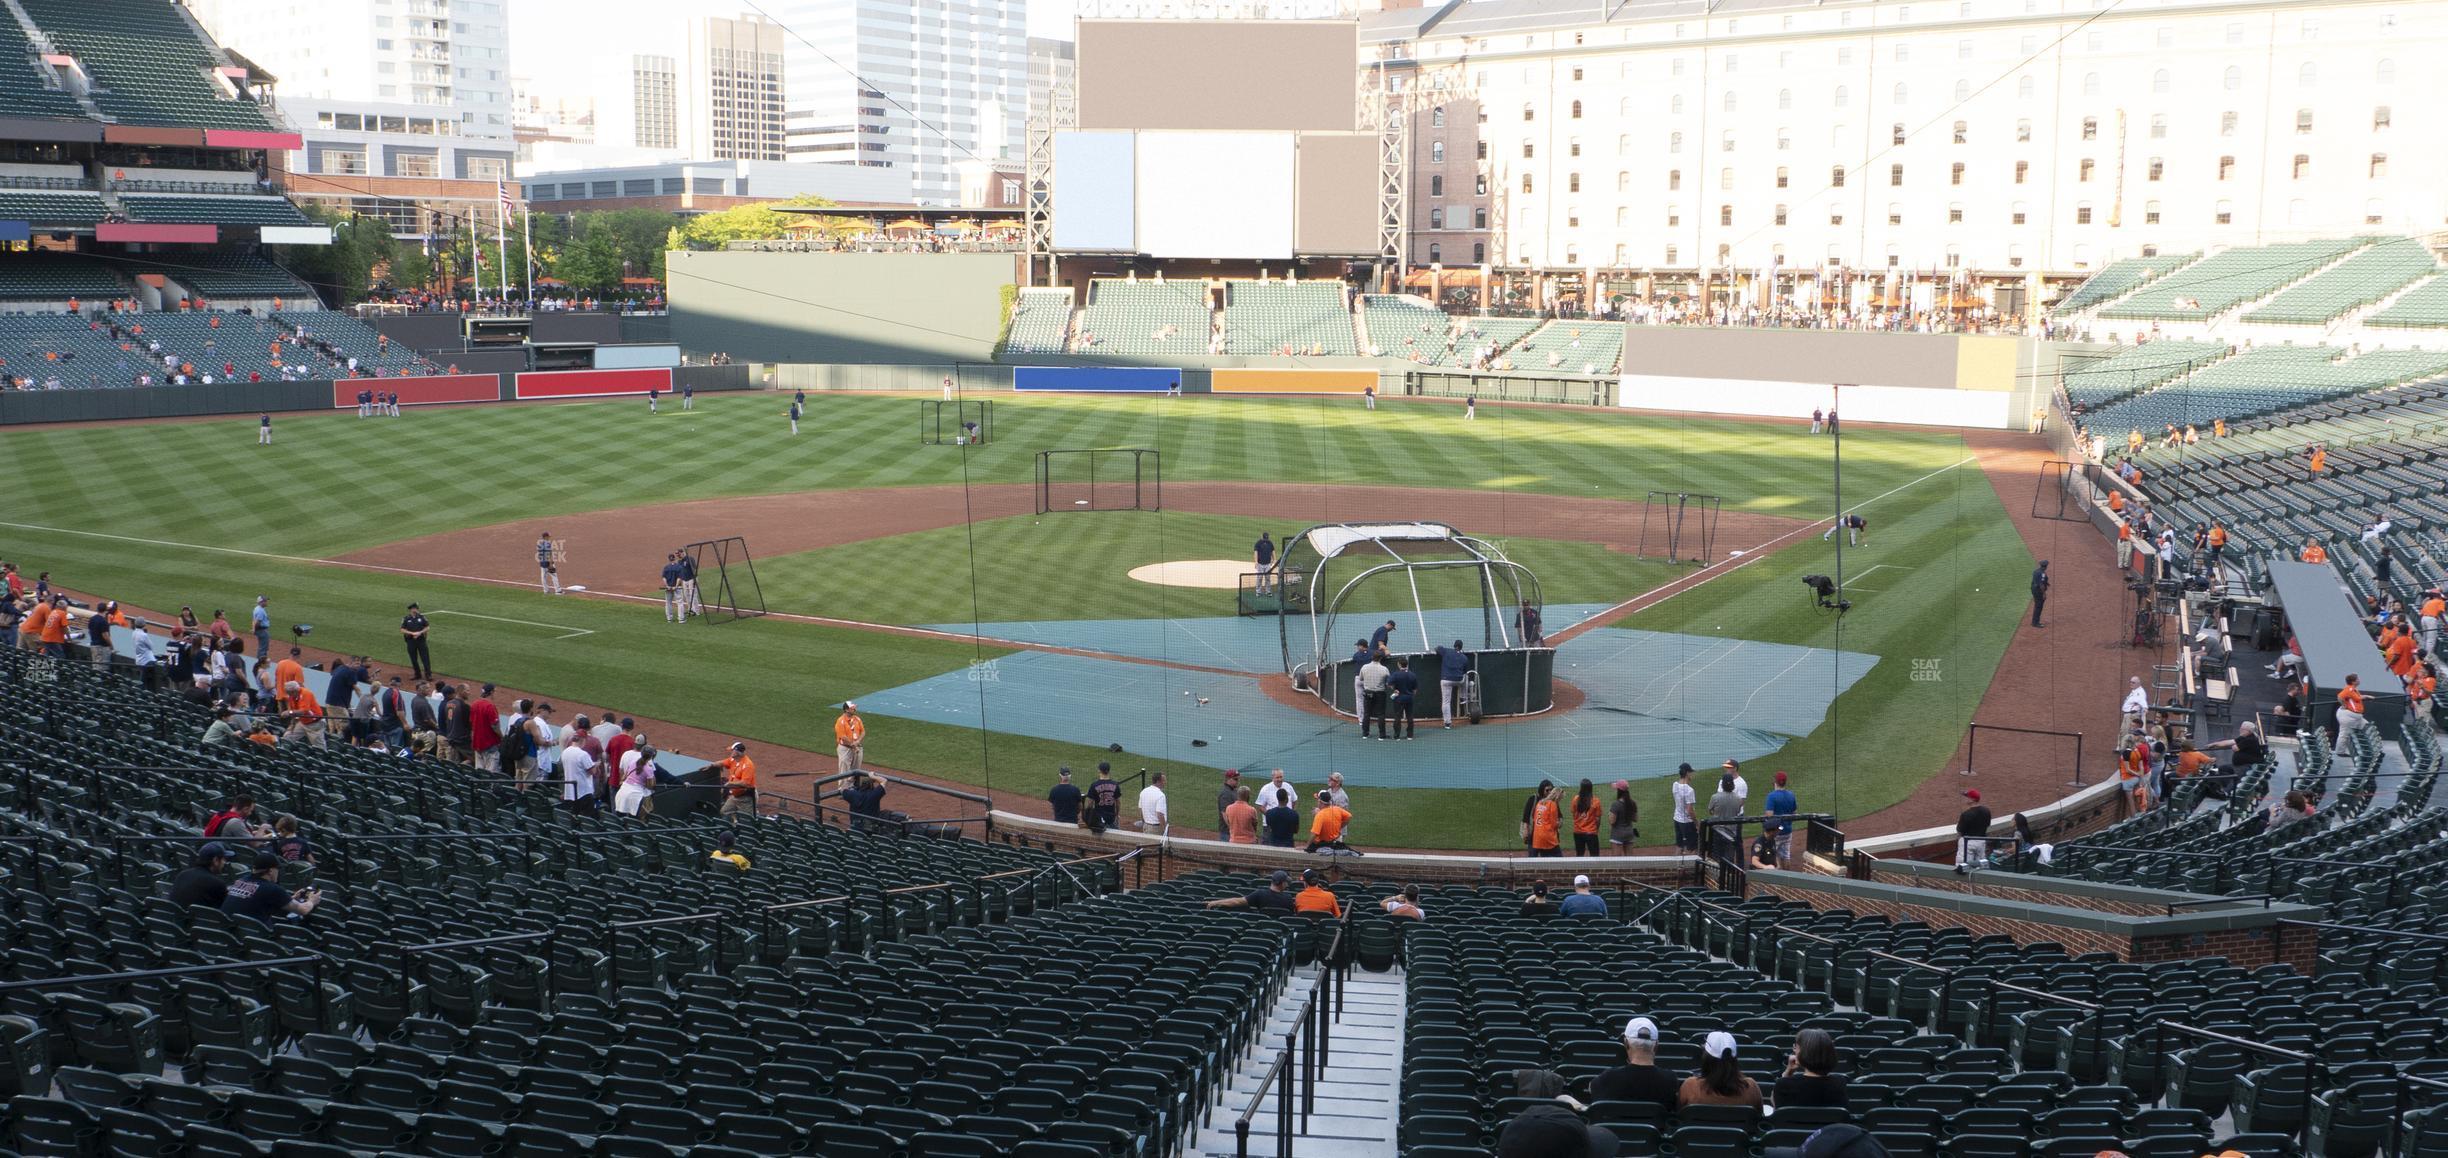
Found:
1360,294 -> 1454,362
0,313 -> 141,385
0,252 -> 125,302
1451,316 -> 1543,368
2081,345 -> 2448,437
119,195 -> 314,228
2054,252 -> 2199,316
151,253 -> 315,299
1508,320 -> 1626,376
15,0 -> 277,132
2097,239 -> 2367,323
1074,279 -> 1212,357
2369,276 -> 2448,331
1001,288 -> 1073,355
1219,281 -> 1358,356
0,8 -> 89,121
0,639 -> 1277,1158
0,191 -> 106,225
276,310 -> 439,376
2063,341 -> 2230,410
2242,238 -> 2443,327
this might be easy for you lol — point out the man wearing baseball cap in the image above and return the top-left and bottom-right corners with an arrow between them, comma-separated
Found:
1590,1017 -> 1681,1112
1955,788 -> 1992,873
1048,766 -> 1083,826
1204,869 -> 1297,913
1557,874 -> 1607,917
168,842 -> 233,909
834,701 -> 865,775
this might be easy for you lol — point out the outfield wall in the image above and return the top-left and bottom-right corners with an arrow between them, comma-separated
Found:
0,364 -> 752,426
1617,327 -> 2040,430
667,251 -> 1018,364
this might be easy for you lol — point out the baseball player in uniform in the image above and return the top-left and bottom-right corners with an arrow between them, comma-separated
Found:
676,548 -> 703,617
661,553 -> 687,623
789,398 -> 802,435
536,532 -> 562,594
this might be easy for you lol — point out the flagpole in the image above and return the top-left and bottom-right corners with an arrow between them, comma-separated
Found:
494,179 -> 510,304
521,203 -> 534,305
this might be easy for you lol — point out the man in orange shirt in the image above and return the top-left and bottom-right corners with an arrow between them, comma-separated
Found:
2301,540 -> 2328,565
1292,868 -> 1342,916
273,647 -> 306,702
17,595 -> 49,653
2421,589 -> 2445,653
36,596 -> 69,658
279,681 -> 327,748
2307,445 -> 2327,474
2108,490 -> 2125,515
717,741 -> 758,818
1306,789 -> 1353,854
2206,523 -> 2228,568
2336,674 -> 2369,743
834,702 -> 865,776
2387,630 -> 2418,679
2116,520 -> 2135,570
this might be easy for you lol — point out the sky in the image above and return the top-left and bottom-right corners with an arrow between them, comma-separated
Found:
510,0 -> 1076,101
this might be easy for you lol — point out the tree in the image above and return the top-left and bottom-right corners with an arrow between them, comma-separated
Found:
267,204 -> 398,304
674,194 -> 853,251
386,246 -> 434,292
555,217 -> 628,292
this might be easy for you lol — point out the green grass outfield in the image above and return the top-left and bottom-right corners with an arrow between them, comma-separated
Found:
0,393 -> 2029,848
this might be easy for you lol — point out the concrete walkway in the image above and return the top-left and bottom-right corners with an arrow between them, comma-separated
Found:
1192,964 -> 1405,1158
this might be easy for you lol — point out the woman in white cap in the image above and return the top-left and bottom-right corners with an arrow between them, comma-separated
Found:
1678,1031 -> 1762,1109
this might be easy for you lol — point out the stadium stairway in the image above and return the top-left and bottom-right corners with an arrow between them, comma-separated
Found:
1194,963 -> 1404,1158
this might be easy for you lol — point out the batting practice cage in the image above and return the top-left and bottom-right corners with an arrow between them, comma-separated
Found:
920,399 -> 993,446
1034,448 -> 1162,514
1638,491 -> 1724,565
680,536 -> 768,622
1278,522 -> 1555,718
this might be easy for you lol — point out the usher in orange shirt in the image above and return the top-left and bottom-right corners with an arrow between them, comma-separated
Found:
1531,798 -> 1561,850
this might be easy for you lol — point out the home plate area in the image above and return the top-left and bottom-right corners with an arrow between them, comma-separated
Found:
851,611 -> 1874,789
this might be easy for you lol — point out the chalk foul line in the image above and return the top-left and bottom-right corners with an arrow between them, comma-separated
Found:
426,609 -> 594,640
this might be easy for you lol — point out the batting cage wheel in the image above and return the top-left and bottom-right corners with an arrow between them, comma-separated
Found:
680,536 -> 768,623
1034,448 -> 1161,514
920,399 -> 994,446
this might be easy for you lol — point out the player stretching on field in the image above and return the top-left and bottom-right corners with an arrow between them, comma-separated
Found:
536,532 -> 562,594
647,386 -> 660,414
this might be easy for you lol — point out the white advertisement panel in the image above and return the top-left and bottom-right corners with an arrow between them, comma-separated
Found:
1051,131 -> 1137,252
257,225 -> 334,246
1134,130 -> 1293,260
1617,375 -> 2014,429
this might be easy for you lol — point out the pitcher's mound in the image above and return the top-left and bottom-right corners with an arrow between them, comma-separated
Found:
1126,559 -> 1251,589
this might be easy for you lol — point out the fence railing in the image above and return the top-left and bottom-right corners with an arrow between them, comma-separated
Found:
1235,909 -> 1351,1158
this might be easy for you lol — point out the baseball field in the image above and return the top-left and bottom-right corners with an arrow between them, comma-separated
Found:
0,391 -> 2036,848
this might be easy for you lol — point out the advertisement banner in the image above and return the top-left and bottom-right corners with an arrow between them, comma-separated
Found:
512,367 -> 673,400
1012,366 -> 1181,393
1209,368 -> 1376,395
332,374 -> 499,409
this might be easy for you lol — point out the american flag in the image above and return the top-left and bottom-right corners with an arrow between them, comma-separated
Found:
496,180 -> 513,222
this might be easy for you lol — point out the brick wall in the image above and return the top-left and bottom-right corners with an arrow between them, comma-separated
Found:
1761,886 -> 2133,959
1862,866 -> 2171,917
2132,924 -> 2315,973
